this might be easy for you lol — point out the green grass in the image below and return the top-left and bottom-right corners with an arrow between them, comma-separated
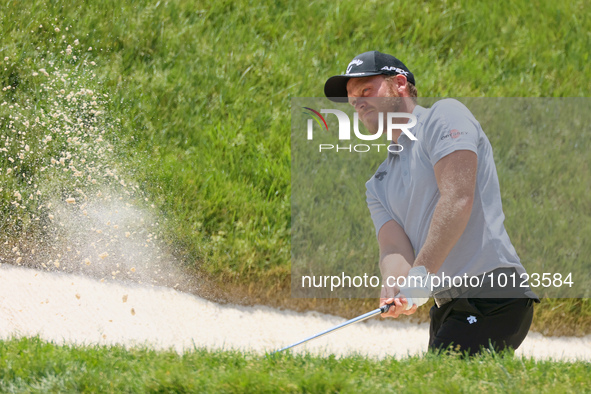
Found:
0,337 -> 589,393
1,0 -> 590,333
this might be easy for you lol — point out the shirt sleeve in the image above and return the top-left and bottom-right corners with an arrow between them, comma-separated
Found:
424,99 -> 481,167
366,186 -> 395,238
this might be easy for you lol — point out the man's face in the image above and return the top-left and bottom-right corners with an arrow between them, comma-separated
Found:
346,75 -> 403,134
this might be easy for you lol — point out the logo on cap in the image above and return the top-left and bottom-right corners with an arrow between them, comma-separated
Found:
346,59 -> 364,74
381,66 -> 409,76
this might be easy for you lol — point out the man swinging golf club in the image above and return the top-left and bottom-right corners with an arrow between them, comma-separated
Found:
324,51 -> 539,356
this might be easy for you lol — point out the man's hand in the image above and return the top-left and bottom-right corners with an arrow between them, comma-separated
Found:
380,265 -> 431,318
397,265 -> 431,309
377,219 -> 417,318
380,296 -> 417,318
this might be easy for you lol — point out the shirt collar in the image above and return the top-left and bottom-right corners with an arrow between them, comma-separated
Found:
400,104 -> 425,141
387,104 -> 425,162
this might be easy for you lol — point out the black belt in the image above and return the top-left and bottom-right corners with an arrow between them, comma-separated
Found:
432,267 -> 537,308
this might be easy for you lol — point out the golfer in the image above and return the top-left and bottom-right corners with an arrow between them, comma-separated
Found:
324,51 -> 539,355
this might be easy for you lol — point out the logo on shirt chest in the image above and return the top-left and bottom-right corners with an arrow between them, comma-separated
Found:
375,171 -> 387,181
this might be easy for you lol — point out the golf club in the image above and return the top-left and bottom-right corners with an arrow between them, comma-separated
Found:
270,302 -> 394,354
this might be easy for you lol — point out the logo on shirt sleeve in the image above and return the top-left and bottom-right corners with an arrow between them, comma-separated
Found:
440,129 -> 469,140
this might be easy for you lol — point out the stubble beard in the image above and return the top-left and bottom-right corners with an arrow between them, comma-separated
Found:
363,85 -> 403,134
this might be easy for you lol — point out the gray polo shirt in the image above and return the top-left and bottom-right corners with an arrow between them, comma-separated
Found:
366,99 -> 525,278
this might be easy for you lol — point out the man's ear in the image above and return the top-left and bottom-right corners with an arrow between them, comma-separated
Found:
384,74 -> 409,97
393,74 -> 410,97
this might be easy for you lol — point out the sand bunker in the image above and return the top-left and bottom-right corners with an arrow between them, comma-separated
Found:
1,264 -> 589,361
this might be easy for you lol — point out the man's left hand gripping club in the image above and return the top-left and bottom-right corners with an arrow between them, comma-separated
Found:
381,266 -> 432,318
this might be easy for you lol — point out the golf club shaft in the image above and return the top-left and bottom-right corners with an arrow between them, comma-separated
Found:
271,304 -> 391,354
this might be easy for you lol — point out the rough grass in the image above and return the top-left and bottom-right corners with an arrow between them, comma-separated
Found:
0,337 -> 589,393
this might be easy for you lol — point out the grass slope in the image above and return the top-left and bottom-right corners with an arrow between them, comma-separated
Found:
0,0 -> 590,333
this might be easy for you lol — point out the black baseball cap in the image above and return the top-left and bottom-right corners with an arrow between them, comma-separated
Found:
324,51 -> 415,103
